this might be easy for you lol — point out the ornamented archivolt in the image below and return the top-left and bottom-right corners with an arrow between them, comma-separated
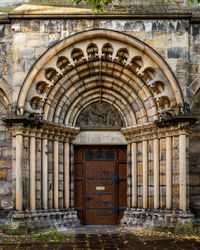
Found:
76,102 -> 124,129
19,30 -> 183,127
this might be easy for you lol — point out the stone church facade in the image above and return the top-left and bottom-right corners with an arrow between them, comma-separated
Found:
0,0 -> 200,232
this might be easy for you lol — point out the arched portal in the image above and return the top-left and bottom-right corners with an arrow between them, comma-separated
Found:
18,29 -> 184,122
6,29 -> 194,230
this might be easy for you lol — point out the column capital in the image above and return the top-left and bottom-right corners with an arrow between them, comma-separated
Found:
35,128 -> 43,138
42,129 -> 49,139
64,136 -> 70,143
54,132 -> 60,141
23,127 -> 30,136
48,129 -> 54,140
59,132 -> 65,142
29,128 -> 37,137
13,124 -> 24,136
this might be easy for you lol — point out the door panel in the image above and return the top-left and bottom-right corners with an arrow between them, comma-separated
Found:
74,146 -> 127,225
85,161 -> 116,225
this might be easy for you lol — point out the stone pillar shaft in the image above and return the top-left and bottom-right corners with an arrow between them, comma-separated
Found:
142,140 -> 148,209
12,136 -> 16,209
166,136 -> 172,209
30,133 -> 36,211
15,129 -> 23,211
64,142 -> 70,208
54,139 -> 59,209
127,143 -> 131,208
179,134 -> 187,211
154,138 -> 159,209
42,138 -> 48,209
70,144 -> 74,208
131,142 -> 137,207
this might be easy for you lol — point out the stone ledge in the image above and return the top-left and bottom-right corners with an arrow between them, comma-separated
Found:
4,209 -> 81,234
120,208 -> 195,233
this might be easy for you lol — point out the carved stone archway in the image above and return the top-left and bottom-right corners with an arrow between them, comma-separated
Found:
18,29 -> 184,122
5,29 -> 195,232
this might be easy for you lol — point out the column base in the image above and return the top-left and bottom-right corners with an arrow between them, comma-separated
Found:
120,208 -> 195,233
5,209 -> 80,234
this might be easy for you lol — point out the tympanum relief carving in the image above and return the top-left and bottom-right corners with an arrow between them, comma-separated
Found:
76,102 -> 125,130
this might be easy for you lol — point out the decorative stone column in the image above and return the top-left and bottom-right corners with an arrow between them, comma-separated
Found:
131,142 -> 137,208
166,136 -> 172,209
64,139 -> 70,209
53,134 -> 59,209
12,132 -> 16,209
42,130 -> 48,210
30,130 -> 36,211
127,143 -> 131,208
179,133 -> 187,211
142,140 -> 148,209
15,125 -> 24,211
4,117 -> 81,234
120,122 -> 194,230
153,138 -> 160,209
70,143 -> 74,208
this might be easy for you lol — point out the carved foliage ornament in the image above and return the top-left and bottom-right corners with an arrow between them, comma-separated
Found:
76,102 -> 125,130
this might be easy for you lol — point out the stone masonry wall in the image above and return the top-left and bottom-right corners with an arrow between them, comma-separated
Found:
0,102 -> 12,214
0,23 -> 12,214
0,17 -> 198,213
188,23 -> 200,215
189,24 -> 200,89
189,130 -> 200,216
9,19 -> 190,107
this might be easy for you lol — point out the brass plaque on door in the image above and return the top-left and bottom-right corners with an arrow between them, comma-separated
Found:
96,186 -> 105,190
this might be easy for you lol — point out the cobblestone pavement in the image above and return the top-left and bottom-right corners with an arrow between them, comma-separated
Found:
0,226 -> 200,249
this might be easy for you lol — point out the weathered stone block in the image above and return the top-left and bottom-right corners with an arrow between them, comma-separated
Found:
24,59 -> 34,71
21,20 -> 40,32
0,181 -> 12,196
0,25 -> 5,37
160,175 -> 166,185
190,175 -> 200,186
12,72 -> 27,86
192,24 -> 200,36
167,48 -> 182,59
6,169 -> 12,181
148,197 -> 154,208
59,191 -> 63,198
1,196 -> 12,209
1,147 -> 11,159
0,169 -> 6,181
137,176 -> 142,185
172,185 -> 179,196
172,32 -> 188,48
153,34 -> 171,48
189,63 -> 199,74
35,47 -> 47,59
19,48 -> 35,60
144,21 -> 152,32
27,33 -> 49,47
11,23 -> 21,32
13,33 -> 27,46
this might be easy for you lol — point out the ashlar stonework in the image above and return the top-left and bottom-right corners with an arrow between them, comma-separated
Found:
0,0 -> 200,233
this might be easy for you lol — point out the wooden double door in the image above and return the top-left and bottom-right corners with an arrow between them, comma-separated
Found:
74,146 -> 127,225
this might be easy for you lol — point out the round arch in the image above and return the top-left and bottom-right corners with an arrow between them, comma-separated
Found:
17,29 -> 184,127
